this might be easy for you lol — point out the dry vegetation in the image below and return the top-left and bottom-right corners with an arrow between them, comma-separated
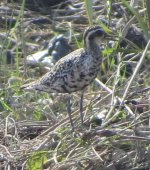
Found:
0,0 -> 150,169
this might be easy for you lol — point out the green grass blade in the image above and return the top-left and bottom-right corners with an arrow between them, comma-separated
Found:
84,0 -> 93,25
121,0 -> 149,38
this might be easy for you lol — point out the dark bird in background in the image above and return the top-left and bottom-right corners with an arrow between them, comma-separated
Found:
21,25 -> 111,130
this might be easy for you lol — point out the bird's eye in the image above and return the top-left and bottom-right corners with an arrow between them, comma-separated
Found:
88,29 -> 104,40
95,29 -> 104,36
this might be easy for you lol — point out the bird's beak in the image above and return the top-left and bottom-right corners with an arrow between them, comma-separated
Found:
105,32 -> 118,41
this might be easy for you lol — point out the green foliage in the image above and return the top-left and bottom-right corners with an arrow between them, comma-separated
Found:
72,28 -> 83,49
33,111 -> 43,121
27,151 -> 48,170
1,99 -> 14,113
102,47 -> 115,56
84,0 -> 93,25
106,0 -> 113,25
117,110 -> 127,120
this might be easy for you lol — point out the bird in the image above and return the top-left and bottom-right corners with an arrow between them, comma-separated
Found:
21,25 -> 110,130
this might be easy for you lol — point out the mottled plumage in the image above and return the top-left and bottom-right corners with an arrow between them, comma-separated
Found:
21,25 -> 109,128
22,26 -> 105,93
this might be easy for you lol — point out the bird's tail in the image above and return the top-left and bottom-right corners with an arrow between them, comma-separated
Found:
21,81 -> 40,90
21,80 -> 52,92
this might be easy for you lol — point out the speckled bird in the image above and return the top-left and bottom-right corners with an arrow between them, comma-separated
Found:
21,25 -> 110,129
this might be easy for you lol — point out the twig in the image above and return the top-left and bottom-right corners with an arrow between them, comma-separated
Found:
121,40 -> 150,103
105,53 -> 121,121
0,144 -> 13,158
94,78 -> 135,127
127,86 -> 150,98
146,0 -> 150,30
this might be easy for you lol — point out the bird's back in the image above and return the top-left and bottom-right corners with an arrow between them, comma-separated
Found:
22,48 -> 101,93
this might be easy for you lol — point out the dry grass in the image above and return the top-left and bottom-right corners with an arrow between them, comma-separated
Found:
0,0 -> 150,169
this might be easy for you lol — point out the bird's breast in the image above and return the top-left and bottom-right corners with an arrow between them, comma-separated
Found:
61,57 -> 100,93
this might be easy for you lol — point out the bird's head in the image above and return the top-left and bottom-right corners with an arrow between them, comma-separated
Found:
83,25 -> 112,49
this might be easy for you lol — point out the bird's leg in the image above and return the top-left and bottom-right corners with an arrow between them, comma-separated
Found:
67,94 -> 74,131
80,90 -> 84,125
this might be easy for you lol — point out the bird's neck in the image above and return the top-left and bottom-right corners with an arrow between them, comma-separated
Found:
85,40 -> 101,57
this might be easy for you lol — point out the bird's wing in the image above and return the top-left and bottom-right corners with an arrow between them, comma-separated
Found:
21,48 -> 86,93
